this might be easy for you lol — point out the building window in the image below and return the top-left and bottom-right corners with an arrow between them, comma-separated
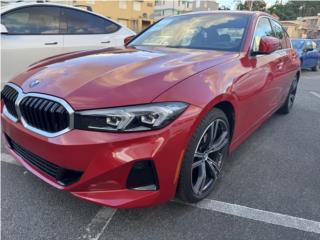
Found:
119,0 -> 127,9
133,2 -> 141,11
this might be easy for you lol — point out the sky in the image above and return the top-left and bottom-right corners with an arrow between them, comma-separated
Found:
216,0 -> 288,10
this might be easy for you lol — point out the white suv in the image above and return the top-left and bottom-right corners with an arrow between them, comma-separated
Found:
1,2 -> 135,82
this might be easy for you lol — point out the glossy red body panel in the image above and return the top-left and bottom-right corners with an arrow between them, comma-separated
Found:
2,106 -> 201,208
1,11 -> 300,208
259,36 -> 281,54
11,47 -> 238,110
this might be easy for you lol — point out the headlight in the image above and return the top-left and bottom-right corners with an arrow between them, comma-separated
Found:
74,102 -> 188,132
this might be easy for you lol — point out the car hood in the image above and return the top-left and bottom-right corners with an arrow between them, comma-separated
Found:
11,47 -> 238,110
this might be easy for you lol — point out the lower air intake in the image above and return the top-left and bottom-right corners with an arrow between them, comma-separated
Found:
126,160 -> 159,190
6,135 -> 82,186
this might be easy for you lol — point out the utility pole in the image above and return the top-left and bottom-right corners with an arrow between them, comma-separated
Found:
172,0 -> 174,16
249,0 -> 253,11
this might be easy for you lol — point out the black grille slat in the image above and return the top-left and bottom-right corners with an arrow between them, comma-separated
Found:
6,136 -> 83,185
39,100 -> 49,131
49,103 -> 60,132
56,106 -> 66,129
5,88 -> 15,116
33,98 -> 45,130
10,140 -> 59,177
1,85 -> 18,118
35,99 -> 46,130
43,101 -> 55,131
20,96 -> 69,133
29,98 -> 39,127
21,98 -> 33,126
2,85 -> 70,134
14,145 -> 59,174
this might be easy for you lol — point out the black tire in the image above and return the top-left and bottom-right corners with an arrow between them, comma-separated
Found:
278,76 -> 299,114
177,108 -> 230,203
311,64 -> 318,72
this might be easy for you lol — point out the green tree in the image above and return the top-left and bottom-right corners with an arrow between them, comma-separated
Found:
237,0 -> 267,11
268,1 -> 320,20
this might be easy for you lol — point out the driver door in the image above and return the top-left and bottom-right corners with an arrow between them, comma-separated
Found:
234,17 -> 282,134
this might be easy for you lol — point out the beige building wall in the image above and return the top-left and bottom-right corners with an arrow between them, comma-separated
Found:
73,0 -> 155,33
281,21 -> 302,38
281,14 -> 320,39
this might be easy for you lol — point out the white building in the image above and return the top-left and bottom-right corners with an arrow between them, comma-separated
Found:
154,0 -> 219,21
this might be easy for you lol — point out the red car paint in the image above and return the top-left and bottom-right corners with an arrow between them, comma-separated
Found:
1,11 -> 300,208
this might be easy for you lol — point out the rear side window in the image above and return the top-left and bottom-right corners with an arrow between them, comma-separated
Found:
2,6 -> 60,34
270,20 -> 287,49
61,8 -> 120,34
252,17 -> 273,52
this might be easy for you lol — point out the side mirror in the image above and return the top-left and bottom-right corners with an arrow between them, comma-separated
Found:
124,35 -> 135,46
256,36 -> 280,55
1,24 -> 8,34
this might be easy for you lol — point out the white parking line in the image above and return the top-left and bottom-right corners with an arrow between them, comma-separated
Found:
310,91 -> 320,99
78,207 -> 116,240
3,151 -> 320,235
177,198 -> 320,234
1,151 -> 117,240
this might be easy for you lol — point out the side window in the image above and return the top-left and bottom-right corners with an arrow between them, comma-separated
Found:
2,6 -> 60,34
270,20 -> 286,49
305,40 -> 315,50
252,17 -> 273,52
61,8 -> 120,34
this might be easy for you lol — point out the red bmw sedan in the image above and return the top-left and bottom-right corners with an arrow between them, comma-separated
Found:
1,11 -> 300,208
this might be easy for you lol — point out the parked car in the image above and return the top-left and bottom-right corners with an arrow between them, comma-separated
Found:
1,2 -> 135,82
291,38 -> 319,71
315,39 -> 320,49
1,11 -> 300,208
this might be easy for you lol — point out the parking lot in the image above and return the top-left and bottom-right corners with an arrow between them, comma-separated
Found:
1,70 -> 320,240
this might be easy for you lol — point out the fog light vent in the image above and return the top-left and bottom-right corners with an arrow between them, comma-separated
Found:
126,160 -> 159,190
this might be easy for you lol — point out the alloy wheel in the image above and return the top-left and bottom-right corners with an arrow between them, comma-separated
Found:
288,78 -> 298,109
191,119 -> 229,196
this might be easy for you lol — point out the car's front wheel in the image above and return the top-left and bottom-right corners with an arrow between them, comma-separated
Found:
311,64 -> 318,72
177,108 -> 230,203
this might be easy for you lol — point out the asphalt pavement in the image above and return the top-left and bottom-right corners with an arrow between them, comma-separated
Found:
1,70 -> 320,240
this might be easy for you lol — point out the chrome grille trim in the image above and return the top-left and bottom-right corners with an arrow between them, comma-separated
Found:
2,83 -> 74,138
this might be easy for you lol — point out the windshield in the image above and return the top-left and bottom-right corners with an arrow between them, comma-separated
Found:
129,14 -> 250,52
291,39 -> 305,49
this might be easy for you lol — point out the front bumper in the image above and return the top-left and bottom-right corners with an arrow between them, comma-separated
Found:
1,105 -> 201,208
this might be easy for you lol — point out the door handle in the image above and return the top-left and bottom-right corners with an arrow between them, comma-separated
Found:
45,42 -> 58,45
101,41 -> 110,44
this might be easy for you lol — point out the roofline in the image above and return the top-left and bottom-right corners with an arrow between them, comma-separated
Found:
176,10 -> 272,17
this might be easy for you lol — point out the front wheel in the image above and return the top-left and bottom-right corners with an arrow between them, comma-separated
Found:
177,108 -> 230,203
311,64 -> 318,72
